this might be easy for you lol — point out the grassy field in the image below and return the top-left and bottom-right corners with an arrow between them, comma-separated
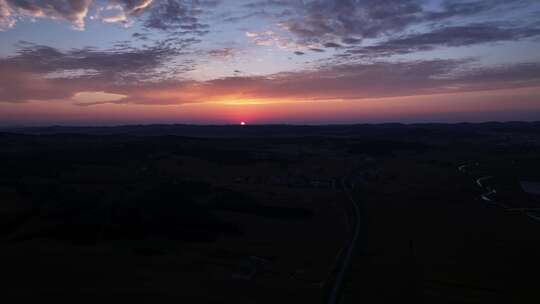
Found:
1,123 -> 539,302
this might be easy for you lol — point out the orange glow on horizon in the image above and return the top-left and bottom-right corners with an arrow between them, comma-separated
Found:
1,86 -> 540,125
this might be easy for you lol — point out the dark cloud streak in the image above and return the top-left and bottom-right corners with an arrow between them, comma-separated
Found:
243,0 -> 539,52
0,40 -> 196,103
348,24 -> 540,58
3,43 -> 540,106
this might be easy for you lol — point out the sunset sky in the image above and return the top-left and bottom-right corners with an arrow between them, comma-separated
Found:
1,0 -> 540,125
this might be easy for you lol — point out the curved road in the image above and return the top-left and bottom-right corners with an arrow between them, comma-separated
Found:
327,178 -> 363,304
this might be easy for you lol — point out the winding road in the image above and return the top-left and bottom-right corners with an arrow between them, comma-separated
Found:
326,178 -> 363,304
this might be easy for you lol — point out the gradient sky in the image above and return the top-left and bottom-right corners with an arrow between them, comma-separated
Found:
1,0 -> 540,125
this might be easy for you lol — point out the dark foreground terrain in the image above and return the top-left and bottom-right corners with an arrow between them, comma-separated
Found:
1,122 -> 540,303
